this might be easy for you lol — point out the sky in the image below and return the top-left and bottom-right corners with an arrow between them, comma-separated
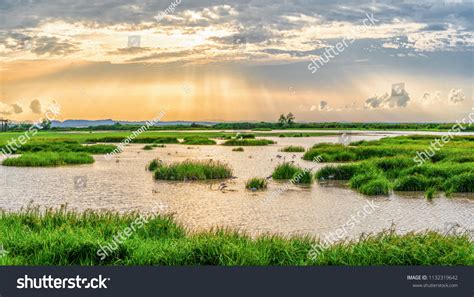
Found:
0,0 -> 473,122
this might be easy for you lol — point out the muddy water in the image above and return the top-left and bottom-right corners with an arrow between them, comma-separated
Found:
0,133 -> 472,239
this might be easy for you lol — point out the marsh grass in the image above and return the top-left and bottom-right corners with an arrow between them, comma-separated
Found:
85,136 -> 179,144
313,136 -> 474,196
153,160 -> 233,180
223,139 -> 275,146
292,170 -> 313,184
232,147 -> 244,152
0,208 -> 471,265
181,137 -> 216,145
143,145 -> 154,150
147,159 -> 163,171
280,146 -> 305,152
245,177 -> 268,190
272,162 -> 300,180
2,152 -> 94,167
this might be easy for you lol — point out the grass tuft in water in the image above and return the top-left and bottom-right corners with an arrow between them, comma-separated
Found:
245,177 -> 268,190
272,162 -> 300,180
280,146 -> 305,152
2,152 -> 94,167
153,160 -> 233,181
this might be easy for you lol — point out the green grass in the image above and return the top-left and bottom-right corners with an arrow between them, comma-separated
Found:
245,177 -> 268,190
2,152 -> 94,167
222,139 -> 275,146
181,137 -> 216,145
292,170 -> 313,184
313,136 -> 474,196
280,146 -> 305,152
272,162 -> 300,180
153,160 -> 233,181
0,140 -> 116,155
232,147 -> 244,152
0,209 -> 471,265
147,159 -> 163,171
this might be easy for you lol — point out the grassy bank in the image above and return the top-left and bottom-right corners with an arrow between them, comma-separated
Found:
2,152 -> 94,167
0,209 -> 471,265
312,135 -> 474,196
223,139 -> 275,146
152,160 -> 233,180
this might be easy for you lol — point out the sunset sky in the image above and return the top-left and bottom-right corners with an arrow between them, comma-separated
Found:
0,0 -> 473,122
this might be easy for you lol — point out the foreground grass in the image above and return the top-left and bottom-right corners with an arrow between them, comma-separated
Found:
0,209 -> 471,266
153,160 -> 233,180
312,135 -> 474,196
2,152 -> 94,167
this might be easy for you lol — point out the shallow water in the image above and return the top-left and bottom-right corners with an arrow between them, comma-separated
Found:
0,133 -> 473,240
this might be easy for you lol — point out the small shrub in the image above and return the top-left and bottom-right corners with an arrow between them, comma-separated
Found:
245,177 -> 267,190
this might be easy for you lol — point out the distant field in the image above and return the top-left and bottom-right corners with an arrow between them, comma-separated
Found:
0,131 -> 337,145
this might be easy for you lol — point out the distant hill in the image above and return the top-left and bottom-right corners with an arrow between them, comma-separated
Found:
51,120 -> 216,128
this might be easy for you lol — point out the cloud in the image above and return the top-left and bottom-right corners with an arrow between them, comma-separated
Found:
30,99 -> 42,114
0,102 -> 23,115
448,88 -> 465,103
365,84 -> 411,109
32,36 -> 79,56
319,100 -> 328,111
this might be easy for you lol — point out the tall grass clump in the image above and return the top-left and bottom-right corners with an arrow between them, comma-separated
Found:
223,139 -> 275,146
147,159 -> 163,171
280,146 -> 305,152
272,162 -> 300,180
143,145 -> 154,150
153,160 -> 233,181
0,209 -> 471,265
358,177 -> 391,196
232,147 -> 244,152
245,177 -> 267,190
443,172 -> 474,193
315,164 -> 361,180
2,152 -> 94,167
292,170 -> 313,184
181,137 -> 216,145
